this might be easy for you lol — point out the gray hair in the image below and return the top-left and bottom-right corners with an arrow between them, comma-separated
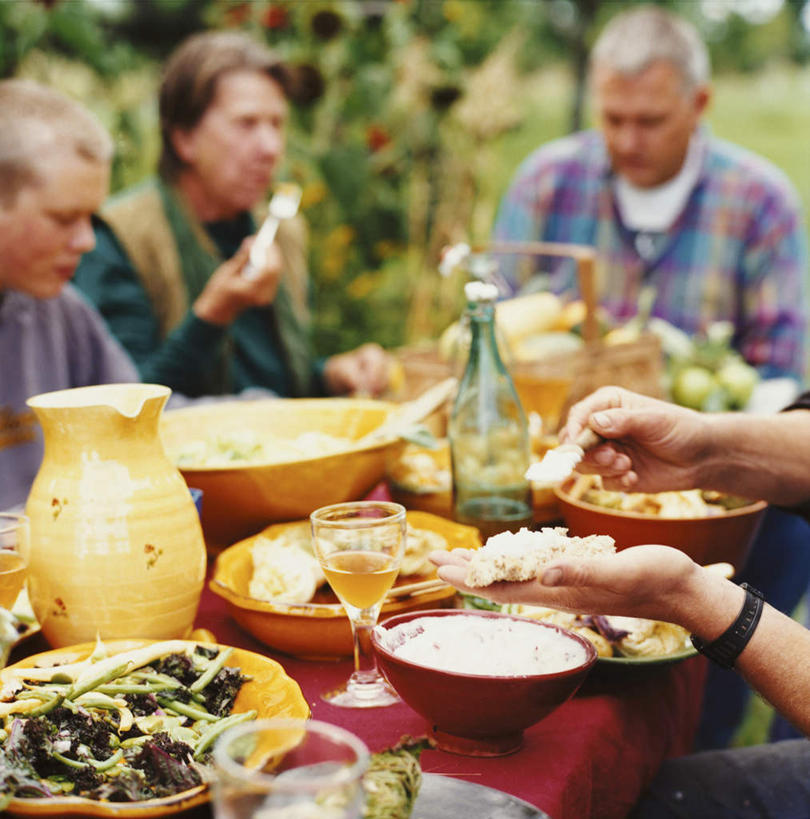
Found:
590,5 -> 710,90
0,79 -> 112,206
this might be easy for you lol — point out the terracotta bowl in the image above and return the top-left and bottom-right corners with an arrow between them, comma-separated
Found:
554,484 -> 767,573
161,398 -> 399,551
371,609 -> 596,757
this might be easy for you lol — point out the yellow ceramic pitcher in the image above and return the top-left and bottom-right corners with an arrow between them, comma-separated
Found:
24,384 -> 206,647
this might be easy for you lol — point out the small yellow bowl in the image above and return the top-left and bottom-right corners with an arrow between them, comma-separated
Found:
210,511 -> 481,660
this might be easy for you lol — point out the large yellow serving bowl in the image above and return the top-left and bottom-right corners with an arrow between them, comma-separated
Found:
160,398 -> 399,551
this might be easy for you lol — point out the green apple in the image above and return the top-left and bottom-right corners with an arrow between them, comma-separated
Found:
672,366 -> 717,410
716,360 -> 759,409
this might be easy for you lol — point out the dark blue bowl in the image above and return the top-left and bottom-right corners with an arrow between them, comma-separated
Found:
189,487 -> 204,518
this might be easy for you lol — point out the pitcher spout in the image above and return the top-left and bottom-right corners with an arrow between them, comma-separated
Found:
27,383 -> 171,420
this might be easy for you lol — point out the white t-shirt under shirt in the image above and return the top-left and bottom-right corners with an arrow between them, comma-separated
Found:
614,132 -> 704,261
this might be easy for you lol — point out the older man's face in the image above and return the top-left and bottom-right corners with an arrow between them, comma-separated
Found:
592,60 -> 709,188
0,149 -> 109,299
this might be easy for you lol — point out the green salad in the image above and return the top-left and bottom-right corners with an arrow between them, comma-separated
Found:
0,640 -> 255,807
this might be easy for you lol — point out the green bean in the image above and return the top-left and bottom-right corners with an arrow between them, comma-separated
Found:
193,709 -> 256,759
130,671 -> 181,688
91,748 -> 124,772
53,748 -> 124,771
75,692 -> 127,710
120,735 -> 151,749
189,647 -> 232,694
25,690 -> 64,717
68,661 -> 131,700
16,689 -> 56,701
157,696 -> 217,722
53,751 -> 88,770
98,682 -> 169,695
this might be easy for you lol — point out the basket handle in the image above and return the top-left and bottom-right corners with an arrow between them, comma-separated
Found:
478,240 -> 599,346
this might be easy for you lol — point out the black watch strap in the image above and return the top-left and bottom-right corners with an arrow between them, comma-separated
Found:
690,583 -> 765,669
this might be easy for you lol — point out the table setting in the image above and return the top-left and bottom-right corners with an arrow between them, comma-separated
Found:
0,376 -> 720,819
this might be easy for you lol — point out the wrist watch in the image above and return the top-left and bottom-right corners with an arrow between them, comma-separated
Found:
690,583 -> 765,669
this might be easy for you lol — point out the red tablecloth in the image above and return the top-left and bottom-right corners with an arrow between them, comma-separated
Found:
195,580 -> 706,819
9,579 -> 705,819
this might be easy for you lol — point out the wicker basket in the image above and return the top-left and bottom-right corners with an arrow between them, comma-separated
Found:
396,240 -> 664,429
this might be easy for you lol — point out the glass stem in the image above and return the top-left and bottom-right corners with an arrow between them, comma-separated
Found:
350,613 -> 380,681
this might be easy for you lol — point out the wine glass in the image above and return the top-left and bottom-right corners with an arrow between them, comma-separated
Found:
0,514 -> 28,611
0,514 -> 29,669
310,501 -> 406,708
212,718 -> 369,818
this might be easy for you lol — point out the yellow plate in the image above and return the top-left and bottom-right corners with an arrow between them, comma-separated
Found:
2,639 -> 309,817
211,511 -> 481,660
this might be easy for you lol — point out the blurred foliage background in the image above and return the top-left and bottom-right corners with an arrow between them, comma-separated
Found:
3,0 -> 810,356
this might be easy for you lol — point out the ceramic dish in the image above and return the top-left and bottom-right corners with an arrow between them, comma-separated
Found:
554,482 -> 766,572
597,644 -> 698,667
414,773 -> 551,817
161,398 -> 401,552
1,639 -> 309,817
371,609 -> 597,756
210,511 -> 481,660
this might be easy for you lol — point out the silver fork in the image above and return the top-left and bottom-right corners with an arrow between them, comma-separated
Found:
242,182 -> 302,280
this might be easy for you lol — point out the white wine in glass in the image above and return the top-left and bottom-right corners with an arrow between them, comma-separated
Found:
0,514 -> 28,610
311,501 -> 406,708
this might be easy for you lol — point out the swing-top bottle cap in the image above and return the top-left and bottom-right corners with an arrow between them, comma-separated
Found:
464,281 -> 498,303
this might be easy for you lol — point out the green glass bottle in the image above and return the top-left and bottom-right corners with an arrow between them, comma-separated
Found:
448,274 -> 533,541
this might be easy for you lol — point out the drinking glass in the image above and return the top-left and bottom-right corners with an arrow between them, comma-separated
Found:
311,501 -> 406,708
0,514 -> 29,669
0,514 -> 28,611
212,718 -> 369,819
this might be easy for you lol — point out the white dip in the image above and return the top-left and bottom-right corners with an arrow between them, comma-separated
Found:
378,615 -> 587,676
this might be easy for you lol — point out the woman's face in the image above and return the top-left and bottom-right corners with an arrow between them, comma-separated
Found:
171,70 -> 288,221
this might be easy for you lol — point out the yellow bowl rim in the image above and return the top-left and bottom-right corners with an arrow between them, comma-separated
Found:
162,397 -> 398,472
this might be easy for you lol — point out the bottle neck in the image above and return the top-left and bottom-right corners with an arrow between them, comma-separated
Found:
466,301 -> 503,371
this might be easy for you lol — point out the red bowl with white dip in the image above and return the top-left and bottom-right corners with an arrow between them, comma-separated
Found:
371,608 -> 597,756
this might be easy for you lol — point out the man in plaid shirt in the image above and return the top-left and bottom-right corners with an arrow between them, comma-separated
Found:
493,6 -> 807,382
495,4 -> 810,752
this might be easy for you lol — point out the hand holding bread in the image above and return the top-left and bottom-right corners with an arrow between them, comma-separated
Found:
432,538 -> 728,631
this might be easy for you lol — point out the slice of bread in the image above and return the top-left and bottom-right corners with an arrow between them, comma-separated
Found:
464,526 -> 615,587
